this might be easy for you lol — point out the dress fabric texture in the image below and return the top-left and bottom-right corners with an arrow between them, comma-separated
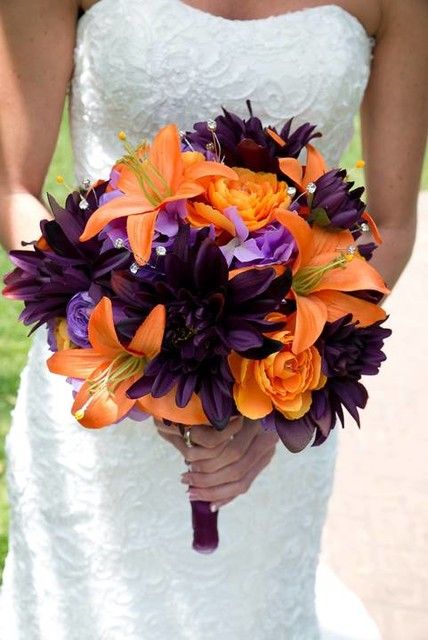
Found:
0,2 -> 381,638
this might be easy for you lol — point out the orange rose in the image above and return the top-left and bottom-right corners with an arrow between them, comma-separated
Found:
229,329 -> 326,421
204,167 -> 291,232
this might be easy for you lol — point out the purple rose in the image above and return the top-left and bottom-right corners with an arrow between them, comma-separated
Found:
66,292 -> 94,348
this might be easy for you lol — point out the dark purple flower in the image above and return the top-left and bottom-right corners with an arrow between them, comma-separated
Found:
184,101 -> 321,175
302,169 -> 366,233
3,184 -> 132,331
127,224 -> 292,429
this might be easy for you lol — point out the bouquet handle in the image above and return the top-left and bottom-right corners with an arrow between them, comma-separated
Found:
191,500 -> 219,554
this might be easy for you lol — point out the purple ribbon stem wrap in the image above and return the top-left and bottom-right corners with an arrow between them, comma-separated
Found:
191,500 -> 219,553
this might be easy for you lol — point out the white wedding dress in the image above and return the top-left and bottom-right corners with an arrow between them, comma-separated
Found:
0,2 -> 382,638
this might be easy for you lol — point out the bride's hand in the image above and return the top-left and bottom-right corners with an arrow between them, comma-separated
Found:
156,417 -> 278,510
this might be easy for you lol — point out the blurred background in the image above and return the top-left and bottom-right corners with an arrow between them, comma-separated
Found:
0,109 -> 427,639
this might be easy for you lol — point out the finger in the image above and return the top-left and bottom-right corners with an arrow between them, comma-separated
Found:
209,449 -> 275,511
187,416 -> 244,448
183,419 -> 261,476
185,432 -> 276,491
157,427 -> 231,463
190,447 -> 276,504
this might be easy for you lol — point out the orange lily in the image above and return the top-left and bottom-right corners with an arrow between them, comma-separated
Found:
278,143 -> 327,191
47,298 -> 166,428
275,210 -> 390,354
79,124 -> 238,264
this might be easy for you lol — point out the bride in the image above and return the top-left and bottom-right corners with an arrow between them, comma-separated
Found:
0,1 -> 426,638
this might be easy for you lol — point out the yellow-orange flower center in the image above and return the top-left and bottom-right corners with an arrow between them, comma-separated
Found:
207,167 -> 291,231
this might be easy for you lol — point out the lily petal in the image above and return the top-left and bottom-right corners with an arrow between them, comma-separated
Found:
313,256 -> 390,294
80,195 -> 154,241
88,297 -> 124,357
275,210 -> 312,271
127,209 -> 159,265
137,387 -> 207,424
184,161 -> 238,182
315,290 -> 387,326
302,144 -> 328,186
47,349 -> 108,378
278,157 -> 303,187
149,124 -> 183,192
72,378 -> 137,429
128,305 -> 166,358
293,294 -> 328,354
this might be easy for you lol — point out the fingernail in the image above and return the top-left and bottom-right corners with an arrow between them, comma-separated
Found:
188,490 -> 199,500
210,503 -> 218,513
181,474 -> 190,484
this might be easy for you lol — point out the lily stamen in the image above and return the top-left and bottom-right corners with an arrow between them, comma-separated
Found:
293,252 -> 355,296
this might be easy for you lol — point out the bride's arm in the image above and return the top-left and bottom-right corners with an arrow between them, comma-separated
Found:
0,0 -> 78,251
361,0 -> 428,289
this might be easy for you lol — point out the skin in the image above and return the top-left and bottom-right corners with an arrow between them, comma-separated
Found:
1,0 -> 427,510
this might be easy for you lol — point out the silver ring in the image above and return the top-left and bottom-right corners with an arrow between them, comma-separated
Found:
183,426 -> 193,449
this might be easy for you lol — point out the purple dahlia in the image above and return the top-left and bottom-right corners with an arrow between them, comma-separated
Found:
262,314 -> 391,452
127,224 -> 292,429
183,101 -> 321,175
3,184 -> 131,331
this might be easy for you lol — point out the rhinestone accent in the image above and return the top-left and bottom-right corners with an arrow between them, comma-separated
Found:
347,245 -> 357,255
130,262 -> 139,274
155,246 -> 167,256
306,182 -> 317,194
360,222 -> 370,233
205,142 -> 215,151
82,178 -> 91,190
114,238 -> 125,249
287,186 -> 297,197
79,199 -> 89,210
207,119 -> 217,131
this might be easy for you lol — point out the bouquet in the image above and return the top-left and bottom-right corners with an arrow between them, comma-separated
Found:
3,102 -> 391,553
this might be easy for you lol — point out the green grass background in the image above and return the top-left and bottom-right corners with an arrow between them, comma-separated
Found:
0,111 -> 427,579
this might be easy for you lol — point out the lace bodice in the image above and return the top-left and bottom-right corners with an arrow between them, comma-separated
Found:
0,4 -> 381,639
70,0 -> 373,181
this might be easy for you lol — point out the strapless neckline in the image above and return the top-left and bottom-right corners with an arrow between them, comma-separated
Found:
81,1 -> 372,43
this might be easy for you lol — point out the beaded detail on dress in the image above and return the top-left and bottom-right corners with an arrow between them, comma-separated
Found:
1,2 -> 376,638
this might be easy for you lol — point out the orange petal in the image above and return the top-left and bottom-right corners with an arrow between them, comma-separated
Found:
231,359 -> 273,420
315,290 -> 387,326
303,144 -> 328,185
149,124 -> 183,192
309,225 -> 354,260
362,211 -> 383,245
274,210 -> 312,271
128,304 -> 166,358
127,209 -> 159,265
115,162 -> 141,195
293,294 -> 328,354
266,128 -> 286,147
278,157 -> 303,188
184,161 -> 238,182
314,255 -> 390,295
162,182 -> 205,202
72,378 -> 136,429
137,388 -> 207,425
47,348 -> 108,379
88,297 -> 124,357
187,201 -> 236,235
80,194 -> 154,241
